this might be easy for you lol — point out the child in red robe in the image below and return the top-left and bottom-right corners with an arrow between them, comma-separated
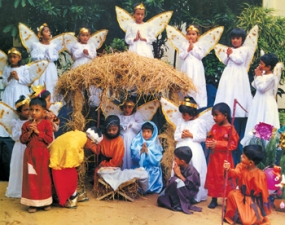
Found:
20,97 -> 54,213
224,145 -> 271,225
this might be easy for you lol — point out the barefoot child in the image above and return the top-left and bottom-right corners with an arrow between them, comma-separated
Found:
131,121 -> 163,194
5,96 -> 30,198
20,97 -> 54,213
205,103 -> 239,209
157,146 -> 201,214
224,145 -> 271,225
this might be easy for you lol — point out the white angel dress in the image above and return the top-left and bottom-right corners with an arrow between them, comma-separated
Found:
125,23 -> 156,58
71,42 -> 97,68
0,66 -> 30,137
241,64 -> 282,145
30,42 -> 59,99
174,117 -> 208,202
116,6 -> 172,59
214,46 -> 252,117
179,42 -> 207,108
5,118 -> 27,198
166,25 -> 224,108
118,112 -> 144,169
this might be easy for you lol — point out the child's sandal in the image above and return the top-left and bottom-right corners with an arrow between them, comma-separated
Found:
43,205 -> 51,211
28,206 -> 37,213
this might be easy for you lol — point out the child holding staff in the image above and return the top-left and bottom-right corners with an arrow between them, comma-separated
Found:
20,97 -> 54,213
205,103 -> 239,209
223,145 -> 271,225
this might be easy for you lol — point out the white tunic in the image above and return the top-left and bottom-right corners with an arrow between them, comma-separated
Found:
125,22 -> 155,58
118,112 -> 144,169
0,66 -> 30,137
71,42 -> 97,68
179,42 -> 207,108
241,73 -> 280,145
30,42 -> 59,100
174,117 -> 208,202
5,119 -> 27,198
214,46 -> 252,117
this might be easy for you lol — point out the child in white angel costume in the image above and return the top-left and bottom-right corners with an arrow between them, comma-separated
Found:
116,4 -> 172,58
174,97 -> 208,202
166,25 -> 223,108
241,53 -> 281,145
118,98 -> 144,169
5,96 -> 30,198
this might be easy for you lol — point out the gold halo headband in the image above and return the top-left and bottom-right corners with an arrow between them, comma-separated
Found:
179,101 -> 198,109
125,101 -> 135,107
15,98 -> 30,109
8,48 -> 21,57
134,3 -> 145,10
38,23 -> 48,38
187,25 -> 199,34
29,84 -> 46,99
79,27 -> 90,34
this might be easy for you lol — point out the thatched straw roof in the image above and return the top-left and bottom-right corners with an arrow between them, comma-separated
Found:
55,51 -> 195,104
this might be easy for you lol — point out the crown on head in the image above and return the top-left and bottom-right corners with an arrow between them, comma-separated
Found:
8,48 -> 21,57
29,83 -> 46,99
134,3 -> 145,10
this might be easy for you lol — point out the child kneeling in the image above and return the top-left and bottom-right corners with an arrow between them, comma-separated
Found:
224,144 -> 271,225
157,146 -> 202,214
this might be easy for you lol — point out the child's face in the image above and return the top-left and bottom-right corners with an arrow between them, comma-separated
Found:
45,95 -> 52,109
79,32 -> 90,44
174,155 -> 185,167
19,104 -> 30,120
212,109 -> 227,126
123,104 -> 134,116
133,9 -> 145,24
106,125 -> 119,137
142,128 -> 152,140
240,153 -> 251,166
258,60 -> 271,71
8,53 -> 21,67
231,36 -> 242,48
30,104 -> 45,121
41,27 -> 51,40
186,30 -> 199,43
182,112 -> 194,121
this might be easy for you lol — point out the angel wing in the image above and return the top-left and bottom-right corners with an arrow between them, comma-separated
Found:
63,30 -> 108,54
274,62 -> 284,80
137,100 -> 160,121
19,23 -> 65,53
160,97 -> 214,131
0,50 -> 8,76
49,101 -> 63,116
101,99 -> 122,118
116,6 -> 172,37
166,25 -> 224,57
26,60 -> 49,85
0,102 -> 18,134
215,25 -> 258,72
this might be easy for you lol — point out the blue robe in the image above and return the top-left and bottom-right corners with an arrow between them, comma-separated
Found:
130,121 -> 163,193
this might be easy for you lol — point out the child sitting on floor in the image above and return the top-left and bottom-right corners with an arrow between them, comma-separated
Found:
157,146 -> 202,214
223,144 -> 271,225
130,121 -> 163,194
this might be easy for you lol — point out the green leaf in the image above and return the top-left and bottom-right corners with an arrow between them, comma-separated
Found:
3,24 -> 13,33
21,0 -> 26,7
11,26 -> 17,37
14,0 -> 20,8
0,0 -> 2,7
27,0 -> 34,6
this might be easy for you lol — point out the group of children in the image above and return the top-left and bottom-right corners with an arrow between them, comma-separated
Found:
0,2 -> 280,224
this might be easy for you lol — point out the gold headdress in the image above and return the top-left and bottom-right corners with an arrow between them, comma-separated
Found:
8,48 -> 21,57
134,3 -> 145,10
125,101 -> 135,107
79,27 -> 90,34
15,98 -> 30,109
29,83 -> 46,99
37,23 -> 48,38
187,25 -> 199,34
179,97 -> 197,108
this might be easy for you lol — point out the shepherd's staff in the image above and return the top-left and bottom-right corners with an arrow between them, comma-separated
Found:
221,99 -> 248,225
